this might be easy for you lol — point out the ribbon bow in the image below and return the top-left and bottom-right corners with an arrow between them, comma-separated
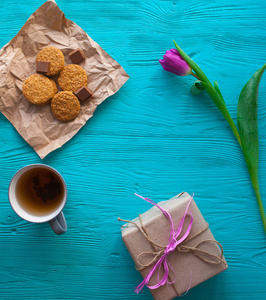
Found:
133,193 -> 194,293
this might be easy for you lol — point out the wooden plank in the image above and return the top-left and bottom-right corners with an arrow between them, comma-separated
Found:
0,0 -> 266,299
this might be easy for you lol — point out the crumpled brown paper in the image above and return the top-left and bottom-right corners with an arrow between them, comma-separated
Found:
0,0 -> 129,159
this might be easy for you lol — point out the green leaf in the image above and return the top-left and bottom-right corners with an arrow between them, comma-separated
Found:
237,63 -> 266,189
237,63 -> 266,234
213,81 -> 225,105
201,81 -> 241,146
173,41 -> 211,86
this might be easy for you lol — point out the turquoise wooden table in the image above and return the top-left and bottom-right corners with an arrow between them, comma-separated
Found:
0,0 -> 266,299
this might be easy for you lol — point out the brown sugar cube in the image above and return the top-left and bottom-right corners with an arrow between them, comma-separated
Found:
74,86 -> 92,103
36,61 -> 51,76
69,49 -> 86,64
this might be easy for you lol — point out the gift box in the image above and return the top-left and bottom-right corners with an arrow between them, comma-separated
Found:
119,192 -> 228,299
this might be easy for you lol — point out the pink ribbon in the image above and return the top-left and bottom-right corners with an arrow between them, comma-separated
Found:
134,193 -> 194,294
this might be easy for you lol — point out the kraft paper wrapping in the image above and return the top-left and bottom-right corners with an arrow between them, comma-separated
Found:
121,192 -> 228,300
0,0 -> 129,159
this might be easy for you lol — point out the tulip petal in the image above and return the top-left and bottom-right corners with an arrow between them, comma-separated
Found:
159,48 -> 191,76
159,59 -> 174,73
163,53 -> 191,76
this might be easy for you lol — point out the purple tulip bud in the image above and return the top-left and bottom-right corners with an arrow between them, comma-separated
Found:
159,48 -> 192,76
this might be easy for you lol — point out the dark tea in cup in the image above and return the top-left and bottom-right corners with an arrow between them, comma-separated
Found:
15,166 -> 64,216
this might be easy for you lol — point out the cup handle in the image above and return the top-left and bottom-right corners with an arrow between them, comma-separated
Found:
48,212 -> 67,235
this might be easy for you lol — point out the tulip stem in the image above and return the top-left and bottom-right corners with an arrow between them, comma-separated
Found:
191,72 -> 200,80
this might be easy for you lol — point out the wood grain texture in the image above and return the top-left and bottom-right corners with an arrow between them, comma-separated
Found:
0,0 -> 266,299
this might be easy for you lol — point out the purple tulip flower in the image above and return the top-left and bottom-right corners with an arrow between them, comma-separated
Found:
159,48 -> 192,76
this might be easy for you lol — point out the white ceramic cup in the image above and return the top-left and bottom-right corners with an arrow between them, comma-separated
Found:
8,164 -> 67,235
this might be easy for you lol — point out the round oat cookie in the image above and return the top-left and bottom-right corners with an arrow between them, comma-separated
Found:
51,91 -> 80,121
37,47 -> 64,76
58,64 -> 87,92
49,78 -> 58,95
22,74 -> 54,105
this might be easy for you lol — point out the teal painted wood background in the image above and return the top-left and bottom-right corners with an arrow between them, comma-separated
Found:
0,0 -> 266,299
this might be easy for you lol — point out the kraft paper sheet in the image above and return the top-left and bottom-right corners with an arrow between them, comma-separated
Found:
0,0 -> 129,158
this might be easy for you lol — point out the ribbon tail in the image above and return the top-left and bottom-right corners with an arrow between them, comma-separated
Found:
134,258 -> 161,293
135,280 -> 146,294
135,193 -> 176,242
167,261 -> 176,285
180,271 -> 193,297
